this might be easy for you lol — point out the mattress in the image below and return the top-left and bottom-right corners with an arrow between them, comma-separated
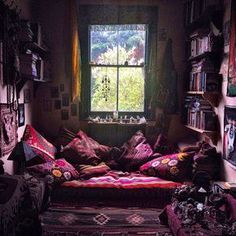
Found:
51,171 -> 182,208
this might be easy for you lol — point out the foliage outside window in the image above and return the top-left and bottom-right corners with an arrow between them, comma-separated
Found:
89,24 -> 147,113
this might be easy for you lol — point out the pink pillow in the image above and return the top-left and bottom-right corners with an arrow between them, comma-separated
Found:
26,158 -> 79,184
140,152 -> 194,181
117,131 -> 153,171
22,125 -> 56,163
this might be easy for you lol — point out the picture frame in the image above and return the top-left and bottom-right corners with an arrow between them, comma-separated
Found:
54,100 -> 61,110
62,93 -> 69,106
18,104 -> 25,127
223,106 -> 236,167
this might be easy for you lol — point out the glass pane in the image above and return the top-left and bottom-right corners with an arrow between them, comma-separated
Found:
91,67 -> 117,111
118,67 -> 144,112
90,25 -> 118,65
118,25 -> 146,66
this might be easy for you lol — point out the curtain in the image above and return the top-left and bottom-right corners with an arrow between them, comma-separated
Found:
65,0 -> 81,102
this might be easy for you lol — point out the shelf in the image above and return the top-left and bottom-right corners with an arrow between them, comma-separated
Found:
188,51 -> 215,62
19,41 -> 48,58
187,91 -> 219,107
185,125 -> 218,144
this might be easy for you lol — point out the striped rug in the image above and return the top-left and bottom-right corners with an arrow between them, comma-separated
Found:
40,206 -> 173,236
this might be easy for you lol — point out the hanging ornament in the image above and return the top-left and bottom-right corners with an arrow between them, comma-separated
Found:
101,73 -> 110,101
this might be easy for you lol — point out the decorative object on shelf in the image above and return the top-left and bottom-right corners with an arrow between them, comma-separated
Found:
18,103 -> 25,127
223,106 -> 236,167
101,73 -> 110,102
0,104 -> 18,156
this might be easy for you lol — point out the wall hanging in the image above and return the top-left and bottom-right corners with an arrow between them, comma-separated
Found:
0,104 -> 18,156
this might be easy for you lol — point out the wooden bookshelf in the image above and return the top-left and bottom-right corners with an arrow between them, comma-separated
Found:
187,91 -> 219,107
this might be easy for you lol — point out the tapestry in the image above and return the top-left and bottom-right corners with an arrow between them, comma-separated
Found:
223,106 -> 236,167
0,104 -> 18,156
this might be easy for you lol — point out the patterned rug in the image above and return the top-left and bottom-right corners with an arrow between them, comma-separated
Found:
40,206 -> 173,236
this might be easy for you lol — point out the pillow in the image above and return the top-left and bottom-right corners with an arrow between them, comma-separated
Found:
153,133 -> 177,155
26,158 -> 79,184
116,131 -> 153,171
22,125 -> 56,163
140,152 -> 194,181
76,162 -> 111,180
77,130 -> 111,159
55,126 -> 77,148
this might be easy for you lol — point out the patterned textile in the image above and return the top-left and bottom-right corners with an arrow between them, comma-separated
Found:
61,170 -> 181,189
22,125 -> 56,163
54,126 -> 77,148
116,130 -> 154,171
140,152 -> 194,181
60,130 -> 111,166
40,206 -> 173,236
0,175 -> 42,236
26,158 -> 79,184
76,162 -> 111,180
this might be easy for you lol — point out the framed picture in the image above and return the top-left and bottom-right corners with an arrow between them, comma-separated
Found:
61,109 -> 69,120
50,86 -> 59,98
23,88 -> 31,103
223,106 -> 236,167
0,104 -> 18,156
71,103 -> 77,116
62,93 -> 69,106
60,84 -> 65,92
18,104 -> 25,127
54,100 -> 61,110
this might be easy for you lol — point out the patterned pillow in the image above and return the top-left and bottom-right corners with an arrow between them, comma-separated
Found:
26,158 -> 79,184
22,125 -> 56,163
55,126 -> 77,149
60,137 -> 100,165
116,131 -> 153,171
76,162 -> 111,180
140,152 -> 194,181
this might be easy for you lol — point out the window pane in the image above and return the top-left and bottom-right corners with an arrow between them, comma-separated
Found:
118,67 -> 144,112
90,25 -> 118,65
91,67 -> 117,111
118,25 -> 146,65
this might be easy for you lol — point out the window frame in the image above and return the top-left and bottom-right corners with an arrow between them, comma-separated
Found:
88,24 -> 148,117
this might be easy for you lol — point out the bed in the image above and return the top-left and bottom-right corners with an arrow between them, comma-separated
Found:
14,125 -> 219,209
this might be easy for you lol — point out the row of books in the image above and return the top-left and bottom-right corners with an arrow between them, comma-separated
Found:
184,0 -> 221,26
187,108 -> 217,131
189,71 -> 219,92
190,33 -> 212,58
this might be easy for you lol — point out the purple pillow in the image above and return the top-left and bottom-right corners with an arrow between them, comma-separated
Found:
140,152 -> 194,181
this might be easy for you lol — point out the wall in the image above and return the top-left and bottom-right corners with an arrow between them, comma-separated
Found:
32,0 -> 186,141
218,0 -> 236,182
0,0 -> 33,174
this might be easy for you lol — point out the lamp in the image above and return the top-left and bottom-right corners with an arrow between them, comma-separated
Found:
8,141 -> 37,173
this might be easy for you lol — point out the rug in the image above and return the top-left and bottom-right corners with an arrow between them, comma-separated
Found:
40,206 -> 173,236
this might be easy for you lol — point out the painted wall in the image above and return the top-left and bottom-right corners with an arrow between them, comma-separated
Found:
218,0 -> 236,182
32,0 -> 186,141
0,0 -> 33,174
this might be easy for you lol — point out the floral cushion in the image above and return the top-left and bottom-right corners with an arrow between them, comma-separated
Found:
140,152 -> 194,181
116,131 -> 153,171
26,158 -> 79,184
22,125 -> 56,163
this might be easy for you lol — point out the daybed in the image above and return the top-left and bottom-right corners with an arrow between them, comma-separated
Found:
11,125 -> 220,209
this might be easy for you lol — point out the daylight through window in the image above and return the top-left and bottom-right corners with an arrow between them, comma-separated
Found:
89,24 -> 147,113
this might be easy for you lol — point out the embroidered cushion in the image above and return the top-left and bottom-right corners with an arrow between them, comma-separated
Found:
140,152 -> 194,181
26,158 -> 79,184
116,130 -> 154,171
22,125 -> 56,163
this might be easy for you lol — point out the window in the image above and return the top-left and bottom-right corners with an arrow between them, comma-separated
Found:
89,24 -> 147,114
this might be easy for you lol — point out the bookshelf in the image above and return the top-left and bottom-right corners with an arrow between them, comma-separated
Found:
183,0 -> 223,142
